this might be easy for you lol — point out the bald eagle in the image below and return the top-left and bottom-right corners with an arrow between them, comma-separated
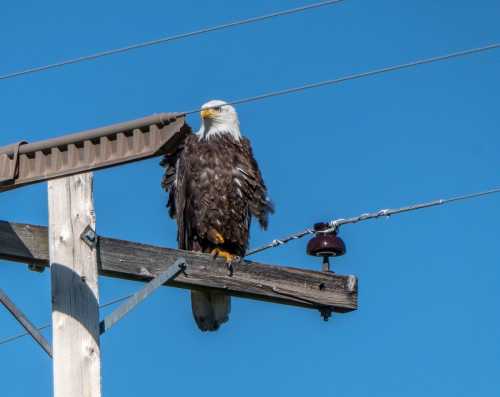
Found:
161,100 -> 273,331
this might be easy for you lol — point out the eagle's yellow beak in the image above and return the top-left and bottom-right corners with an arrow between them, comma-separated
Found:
200,108 -> 218,119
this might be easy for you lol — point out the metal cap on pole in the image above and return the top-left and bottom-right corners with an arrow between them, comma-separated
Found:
0,113 -> 189,192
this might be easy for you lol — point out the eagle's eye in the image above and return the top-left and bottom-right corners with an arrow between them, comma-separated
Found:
215,106 -> 222,112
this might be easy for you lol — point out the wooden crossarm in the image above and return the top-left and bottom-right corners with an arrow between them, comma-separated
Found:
0,221 -> 357,313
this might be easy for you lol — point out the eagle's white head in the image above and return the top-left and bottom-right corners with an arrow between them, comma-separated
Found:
197,99 -> 242,141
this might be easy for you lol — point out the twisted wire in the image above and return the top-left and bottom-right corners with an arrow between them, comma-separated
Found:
245,186 -> 500,257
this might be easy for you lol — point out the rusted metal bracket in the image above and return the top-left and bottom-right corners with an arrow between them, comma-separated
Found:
28,263 -> 46,273
0,141 -> 28,186
99,258 -> 186,335
0,288 -> 52,357
0,113 -> 189,193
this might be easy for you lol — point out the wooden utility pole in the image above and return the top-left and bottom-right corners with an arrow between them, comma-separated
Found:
48,173 -> 101,397
0,113 -> 358,397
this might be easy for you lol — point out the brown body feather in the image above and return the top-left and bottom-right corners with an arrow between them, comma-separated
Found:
161,129 -> 273,330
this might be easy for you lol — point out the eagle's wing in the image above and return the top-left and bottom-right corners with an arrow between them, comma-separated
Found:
237,137 -> 274,230
160,131 -> 194,251
160,151 -> 179,219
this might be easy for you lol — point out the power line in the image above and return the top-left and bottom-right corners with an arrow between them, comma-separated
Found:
0,293 -> 132,347
245,186 -> 500,257
186,42 -> 500,252
325,187 -> 500,231
0,0 -> 346,82
183,42 -> 500,116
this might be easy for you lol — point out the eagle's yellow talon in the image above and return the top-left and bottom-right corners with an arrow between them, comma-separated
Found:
210,248 -> 235,262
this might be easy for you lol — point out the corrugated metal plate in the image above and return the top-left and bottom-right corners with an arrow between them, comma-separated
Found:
0,113 -> 188,192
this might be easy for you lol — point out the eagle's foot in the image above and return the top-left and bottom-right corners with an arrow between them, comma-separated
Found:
210,248 -> 235,262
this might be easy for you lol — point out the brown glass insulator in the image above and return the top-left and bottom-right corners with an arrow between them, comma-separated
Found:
306,223 -> 346,275
306,233 -> 346,258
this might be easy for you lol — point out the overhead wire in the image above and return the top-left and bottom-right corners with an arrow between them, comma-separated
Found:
244,186 -> 500,257
182,42 -> 500,116
0,293 -> 133,347
0,0 -> 346,82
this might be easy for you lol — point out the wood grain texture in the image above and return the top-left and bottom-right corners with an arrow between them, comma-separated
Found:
48,173 -> 101,397
0,221 -> 358,313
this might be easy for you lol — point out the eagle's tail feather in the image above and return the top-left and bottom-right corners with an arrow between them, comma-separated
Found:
191,290 -> 231,332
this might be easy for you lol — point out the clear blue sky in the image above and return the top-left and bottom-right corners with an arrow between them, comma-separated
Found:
1,1 -> 499,396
